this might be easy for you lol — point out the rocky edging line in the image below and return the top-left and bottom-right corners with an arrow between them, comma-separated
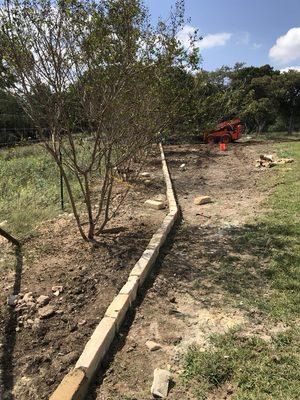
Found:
49,143 -> 179,400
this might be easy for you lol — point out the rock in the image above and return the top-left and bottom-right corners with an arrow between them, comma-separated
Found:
69,323 -> 78,333
146,340 -> 162,352
52,285 -> 63,294
153,194 -> 167,203
0,220 -> 8,228
7,295 -> 18,306
260,154 -> 274,162
151,368 -> 170,398
276,157 -> 294,164
53,290 -> 60,297
144,179 -> 152,186
78,319 -> 87,326
60,351 -> 78,365
140,172 -> 151,178
179,163 -> 186,171
38,305 -> 55,319
169,296 -> 176,304
36,295 -> 50,307
145,200 -> 166,210
194,196 -> 212,205
23,292 -> 34,302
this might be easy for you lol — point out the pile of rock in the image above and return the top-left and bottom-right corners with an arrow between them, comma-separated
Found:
7,286 -> 64,332
255,154 -> 294,168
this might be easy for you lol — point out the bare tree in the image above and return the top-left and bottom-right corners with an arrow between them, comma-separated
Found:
0,0 -> 198,242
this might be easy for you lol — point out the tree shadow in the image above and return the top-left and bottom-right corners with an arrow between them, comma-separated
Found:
0,245 -> 23,400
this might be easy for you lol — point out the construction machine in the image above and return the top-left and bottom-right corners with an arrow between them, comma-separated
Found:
203,118 -> 243,144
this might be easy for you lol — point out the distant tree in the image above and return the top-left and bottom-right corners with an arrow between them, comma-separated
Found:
274,71 -> 300,133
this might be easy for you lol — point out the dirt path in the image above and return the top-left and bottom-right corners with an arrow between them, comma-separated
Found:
87,141 -> 278,400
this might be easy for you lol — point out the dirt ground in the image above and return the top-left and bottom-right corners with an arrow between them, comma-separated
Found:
0,151 -> 167,400
85,141 -> 281,400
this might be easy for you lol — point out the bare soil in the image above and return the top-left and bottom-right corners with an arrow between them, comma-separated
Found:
85,141 -> 281,400
0,152 -> 167,400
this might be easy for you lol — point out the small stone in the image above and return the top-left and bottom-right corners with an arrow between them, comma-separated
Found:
0,220 -> 8,228
179,163 -> 186,170
154,194 -> 167,202
36,295 -> 50,307
127,346 -> 135,353
146,340 -> 162,352
169,296 -> 176,303
140,172 -> 151,178
194,196 -> 212,205
78,319 -> 86,326
38,305 -> 55,319
151,368 -> 170,398
23,292 -> 34,302
52,285 -> 63,293
53,290 -> 60,297
69,323 -> 78,333
32,318 -> 41,331
145,200 -> 166,210
260,154 -> 274,162
60,351 -> 78,365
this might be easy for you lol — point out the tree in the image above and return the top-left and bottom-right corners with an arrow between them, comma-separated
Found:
0,0 -> 197,242
274,71 -> 300,133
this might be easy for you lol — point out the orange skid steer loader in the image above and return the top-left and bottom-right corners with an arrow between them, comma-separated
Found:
203,118 -> 244,144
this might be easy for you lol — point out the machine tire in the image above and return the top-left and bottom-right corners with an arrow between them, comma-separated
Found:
222,134 -> 231,144
207,135 -> 215,143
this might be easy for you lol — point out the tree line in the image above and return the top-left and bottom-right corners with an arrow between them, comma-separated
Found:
162,63 -> 300,138
1,61 -> 300,146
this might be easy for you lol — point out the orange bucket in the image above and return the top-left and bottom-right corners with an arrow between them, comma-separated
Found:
220,142 -> 226,151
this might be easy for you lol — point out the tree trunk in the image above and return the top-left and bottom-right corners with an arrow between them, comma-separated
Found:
0,227 -> 20,246
288,109 -> 294,134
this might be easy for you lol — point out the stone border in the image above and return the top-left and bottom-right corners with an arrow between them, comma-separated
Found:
49,143 -> 178,400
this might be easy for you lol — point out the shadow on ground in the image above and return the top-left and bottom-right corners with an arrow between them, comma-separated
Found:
0,245 -> 23,400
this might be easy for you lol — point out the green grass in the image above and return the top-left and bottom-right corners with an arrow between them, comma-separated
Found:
183,141 -> 300,399
0,144 -> 78,237
184,327 -> 300,400
249,131 -> 300,141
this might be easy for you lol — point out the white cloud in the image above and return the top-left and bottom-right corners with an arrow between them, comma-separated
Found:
269,27 -> 300,64
176,25 -> 232,51
199,32 -> 232,49
176,25 -> 197,49
280,66 -> 300,73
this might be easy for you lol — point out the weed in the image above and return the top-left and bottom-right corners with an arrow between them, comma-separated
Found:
0,144 -> 80,238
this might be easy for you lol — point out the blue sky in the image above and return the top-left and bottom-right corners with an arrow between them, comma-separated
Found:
145,0 -> 300,71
